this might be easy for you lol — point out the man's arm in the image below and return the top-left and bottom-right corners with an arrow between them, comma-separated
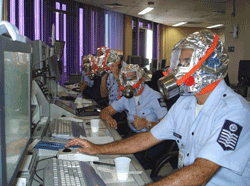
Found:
147,158 -> 220,186
100,105 -> 118,128
132,117 -> 163,130
100,74 -> 108,98
78,80 -> 88,92
66,131 -> 161,155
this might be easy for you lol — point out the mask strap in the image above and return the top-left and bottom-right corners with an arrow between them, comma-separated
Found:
92,56 -> 99,73
163,69 -> 170,76
97,46 -> 105,63
102,49 -> 110,70
117,85 -> 125,99
117,59 -> 121,65
132,77 -> 144,89
136,86 -> 145,95
176,33 -> 219,86
196,79 -> 222,95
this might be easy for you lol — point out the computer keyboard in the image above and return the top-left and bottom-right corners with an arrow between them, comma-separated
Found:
52,119 -> 86,139
44,158 -> 106,186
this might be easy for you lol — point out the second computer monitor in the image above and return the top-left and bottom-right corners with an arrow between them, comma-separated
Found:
127,55 -> 142,67
238,60 -> 250,86
48,55 -> 62,81
151,58 -> 158,72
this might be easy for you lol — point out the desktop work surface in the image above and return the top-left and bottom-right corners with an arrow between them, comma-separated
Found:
29,115 -> 152,186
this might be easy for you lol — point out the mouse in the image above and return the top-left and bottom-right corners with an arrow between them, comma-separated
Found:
62,148 -> 72,152
61,115 -> 66,117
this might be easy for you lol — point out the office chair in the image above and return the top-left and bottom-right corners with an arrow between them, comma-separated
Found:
141,69 -> 179,173
150,141 -> 179,178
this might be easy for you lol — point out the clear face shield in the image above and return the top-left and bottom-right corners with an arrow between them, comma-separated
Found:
119,64 -> 144,99
158,31 -> 229,99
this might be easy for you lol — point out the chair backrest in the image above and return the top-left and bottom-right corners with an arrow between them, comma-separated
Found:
148,69 -> 179,110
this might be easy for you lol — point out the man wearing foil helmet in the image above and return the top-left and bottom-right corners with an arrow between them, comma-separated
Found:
66,31 -> 250,185
78,54 -> 94,92
100,64 -> 167,134
97,46 -> 127,104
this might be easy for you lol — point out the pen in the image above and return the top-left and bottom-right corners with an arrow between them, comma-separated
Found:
93,161 -> 115,167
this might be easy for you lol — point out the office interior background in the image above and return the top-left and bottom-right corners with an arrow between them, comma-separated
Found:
1,0 -> 250,84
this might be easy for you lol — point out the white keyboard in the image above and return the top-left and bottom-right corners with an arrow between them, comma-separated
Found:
44,158 -> 106,186
52,119 -> 86,139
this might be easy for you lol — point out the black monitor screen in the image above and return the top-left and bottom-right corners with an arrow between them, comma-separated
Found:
238,60 -> 250,86
48,55 -> 61,81
142,58 -> 149,67
128,55 -> 142,67
151,58 -> 158,71
161,59 -> 166,69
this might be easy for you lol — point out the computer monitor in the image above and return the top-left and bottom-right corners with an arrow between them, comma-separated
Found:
151,58 -> 158,71
238,60 -> 250,86
161,59 -> 167,69
48,54 -> 62,81
142,58 -> 149,67
0,35 -> 32,186
127,55 -> 142,67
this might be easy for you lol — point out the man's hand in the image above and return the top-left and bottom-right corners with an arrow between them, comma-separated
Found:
110,63 -> 119,79
65,138 -> 100,154
132,115 -> 148,130
78,81 -> 88,91
106,118 -> 118,129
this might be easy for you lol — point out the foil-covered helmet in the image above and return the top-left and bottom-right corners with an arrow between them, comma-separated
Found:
158,30 -> 229,99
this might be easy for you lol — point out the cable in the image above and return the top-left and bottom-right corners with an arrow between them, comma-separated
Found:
34,156 -> 57,183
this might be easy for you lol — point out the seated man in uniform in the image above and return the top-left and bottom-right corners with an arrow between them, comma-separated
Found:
98,47 -> 127,105
66,31 -> 250,185
95,47 -> 129,133
100,64 -> 172,169
78,54 -> 94,92
100,64 -> 167,133
79,54 -> 105,106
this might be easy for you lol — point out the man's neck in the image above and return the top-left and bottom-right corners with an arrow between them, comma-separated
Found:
195,91 -> 212,105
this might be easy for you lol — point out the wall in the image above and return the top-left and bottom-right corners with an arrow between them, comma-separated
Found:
123,15 -> 133,62
160,26 -> 217,67
225,0 -> 250,84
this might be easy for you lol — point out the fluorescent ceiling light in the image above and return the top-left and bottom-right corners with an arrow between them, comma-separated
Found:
206,24 -> 224,28
172,22 -> 187,27
138,7 -> 154,15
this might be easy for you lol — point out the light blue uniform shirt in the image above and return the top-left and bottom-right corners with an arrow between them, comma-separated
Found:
111,84 -> 168,133
107,62 -> 127,104
81,69 -> 94,87
151,80 -> 250,185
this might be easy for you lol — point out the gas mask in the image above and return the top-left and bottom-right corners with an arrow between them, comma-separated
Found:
81,54 -> 93,72
119,64 -> 145,99
158,31 -> 229,99
95,46 -> 122,77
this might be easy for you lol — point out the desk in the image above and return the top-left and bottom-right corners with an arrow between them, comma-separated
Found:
30,115 -> 152,186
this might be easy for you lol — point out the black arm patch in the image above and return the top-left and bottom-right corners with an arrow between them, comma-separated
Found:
217,120 -> 242,151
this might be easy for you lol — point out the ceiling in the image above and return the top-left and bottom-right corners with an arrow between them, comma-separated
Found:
73,0 -> 228,28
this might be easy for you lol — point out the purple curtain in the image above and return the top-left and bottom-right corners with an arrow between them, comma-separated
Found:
9,0 -> 105,84
153,22 -> 158,59
104,10 -> 124,52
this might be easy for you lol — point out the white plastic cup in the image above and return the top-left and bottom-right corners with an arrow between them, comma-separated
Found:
114,157 -> 131,181
90,119 -> 100,133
